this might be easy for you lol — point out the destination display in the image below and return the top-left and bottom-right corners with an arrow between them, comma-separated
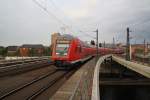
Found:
56,40 -> 70,44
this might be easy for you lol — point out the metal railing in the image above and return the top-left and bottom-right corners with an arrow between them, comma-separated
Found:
115,54 -> 150,66
112,55 -> 150,78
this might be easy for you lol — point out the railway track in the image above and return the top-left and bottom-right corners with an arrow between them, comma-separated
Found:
0,68 -> 74,100
0,60 -> 53,77
0,57 -> 91,100
0,57 -> 49,67
0,69 -> 58,100
26,71 -> 69,100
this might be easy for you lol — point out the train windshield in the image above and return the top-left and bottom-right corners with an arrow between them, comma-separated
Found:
56,44 -> 69,56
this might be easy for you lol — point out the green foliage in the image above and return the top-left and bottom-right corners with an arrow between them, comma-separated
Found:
29,48 -> 35,57
0,46 -> 52,57
44,47 -> 51,56
0,47 -> 7,57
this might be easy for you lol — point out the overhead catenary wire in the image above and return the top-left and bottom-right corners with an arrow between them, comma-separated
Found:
129,19 -> 150,41
33,0 -> 96,40
48,0 -> 97,39
78,31 -> 96,39
32,0 -> 74,33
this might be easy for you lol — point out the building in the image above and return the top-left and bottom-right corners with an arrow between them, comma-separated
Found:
7,46 -> 19,56
51,33 -> 61,46
19,44 -> 44,57
51,33 -> 61,54
131,44 -> 150,55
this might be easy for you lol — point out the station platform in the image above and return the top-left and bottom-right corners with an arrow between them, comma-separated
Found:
50,58 -> 96,100
50,55 -> 150,100
92,55 -> 150,100
112,55 -> 150,78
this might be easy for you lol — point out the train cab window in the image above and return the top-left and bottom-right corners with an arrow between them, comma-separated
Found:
56,44 -> 69,56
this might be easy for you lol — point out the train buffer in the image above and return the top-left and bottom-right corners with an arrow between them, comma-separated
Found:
50,55 -> 150,100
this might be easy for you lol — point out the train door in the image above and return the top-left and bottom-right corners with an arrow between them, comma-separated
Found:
76,45 -> 82,58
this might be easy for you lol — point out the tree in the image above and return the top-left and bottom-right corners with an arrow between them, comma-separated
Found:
29,48 -> 34,57
44,47 -> 51,56
0,48 -> 3,56
0,47 -> 7,57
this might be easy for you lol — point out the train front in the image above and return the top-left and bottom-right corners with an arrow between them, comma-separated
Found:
52,37 -> 71,68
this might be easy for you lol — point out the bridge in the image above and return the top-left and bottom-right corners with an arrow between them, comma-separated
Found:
51,55 -> 150,100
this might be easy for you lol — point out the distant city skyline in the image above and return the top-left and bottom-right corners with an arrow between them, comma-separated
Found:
0,0 -> 150,46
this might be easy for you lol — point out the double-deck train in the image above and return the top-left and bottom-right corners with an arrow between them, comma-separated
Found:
51,34 -> 123,69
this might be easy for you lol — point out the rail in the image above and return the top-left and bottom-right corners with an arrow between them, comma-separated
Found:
0,60 -> 53,77
0,70 -> 58,99
115,54 -> 150,67
0,56 -> 50,64
91,55 -> 111,100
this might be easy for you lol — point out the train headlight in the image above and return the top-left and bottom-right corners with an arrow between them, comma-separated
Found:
64,53 -> 67,55
56,53 -> 59,55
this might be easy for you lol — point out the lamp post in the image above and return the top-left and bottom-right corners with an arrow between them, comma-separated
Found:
96,29 -> 98,61
126,27 -> 131,61
80,29 -> 99,64
93,29 -> 99,64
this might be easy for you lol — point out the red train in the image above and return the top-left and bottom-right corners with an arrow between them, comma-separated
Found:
51,34 -> 123,69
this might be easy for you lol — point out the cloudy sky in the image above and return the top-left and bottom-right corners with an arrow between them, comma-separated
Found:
0,0 -> 150,46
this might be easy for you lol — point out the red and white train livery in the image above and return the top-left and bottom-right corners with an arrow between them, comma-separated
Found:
51,34 -> 123,69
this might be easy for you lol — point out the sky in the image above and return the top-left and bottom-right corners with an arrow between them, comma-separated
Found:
0,0 -> 150,46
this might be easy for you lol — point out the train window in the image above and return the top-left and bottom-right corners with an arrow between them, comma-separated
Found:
56,44 -> 69,56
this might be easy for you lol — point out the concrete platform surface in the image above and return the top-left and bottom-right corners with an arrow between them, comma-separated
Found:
50,58 -> 96,100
